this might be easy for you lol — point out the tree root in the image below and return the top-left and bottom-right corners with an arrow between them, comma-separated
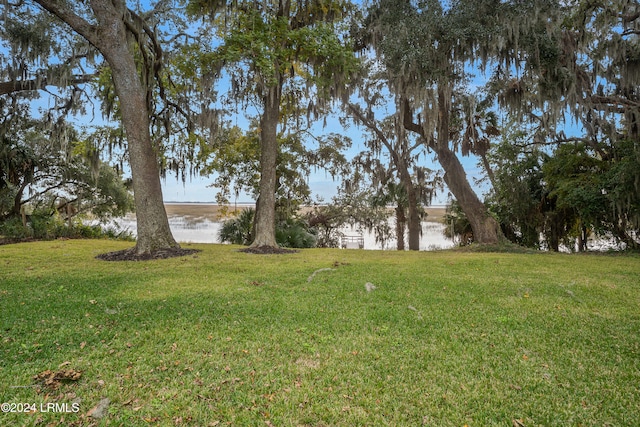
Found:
239,245 -> 298,254
96,247 -> 201,261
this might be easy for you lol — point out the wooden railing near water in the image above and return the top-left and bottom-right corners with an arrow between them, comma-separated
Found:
341,235 -> 364,249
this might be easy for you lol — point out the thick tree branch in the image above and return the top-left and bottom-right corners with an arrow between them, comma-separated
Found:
346,103 -> 396,157
0,74 -> 98,96
589,95 -> 640,111
22,181 -> 70,204
401,98 -> 427,140
32,0 -> 100,48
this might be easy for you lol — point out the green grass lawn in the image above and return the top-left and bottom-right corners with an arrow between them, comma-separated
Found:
1,240 -> 639,426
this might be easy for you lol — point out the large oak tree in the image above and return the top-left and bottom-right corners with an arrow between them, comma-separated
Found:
30,0 -> 179,256
189,0 -> 359,250
360,0 -> 543,244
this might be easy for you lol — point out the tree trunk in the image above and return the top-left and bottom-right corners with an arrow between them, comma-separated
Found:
435,143 -> 501,245
33,0 -> 178,255
403,90 -> 502,245
545,212 -> 561,251
250,86 -> 281,248
402,91 -> 501,245
90,1 -> 178,255
407,201 -> 421,250
404,178 -> 422,251
12,181 -> 28,220
395,204 -> 406,250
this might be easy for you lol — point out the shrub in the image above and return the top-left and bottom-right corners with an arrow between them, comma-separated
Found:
0,210 -> 135,243
218,209 -> 317,248
276,219 -> 316,248
0,216 -> 31,240
218,208 -> 255,245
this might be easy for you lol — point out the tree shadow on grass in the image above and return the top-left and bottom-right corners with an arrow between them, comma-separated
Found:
96,247 -> 201,261
239,245 -> 298,254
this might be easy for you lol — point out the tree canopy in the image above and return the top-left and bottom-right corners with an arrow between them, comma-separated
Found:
187,0 -> 359,250
1,0 -> 639,252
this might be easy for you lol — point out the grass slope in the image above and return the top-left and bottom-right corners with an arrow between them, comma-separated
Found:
1,240 -> 639,426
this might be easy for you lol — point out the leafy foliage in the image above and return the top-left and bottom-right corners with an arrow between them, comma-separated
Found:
275,217 -> 316,248
218,208 -> 316,248
0,209 -> 134,242
0,118 -> 134,241
484,131 -> 549,248
200,121 -> 350,216
307,175 -> 395,249
443,200 -> 473,246
218,208 -> 255,245
486,130 -> 640,251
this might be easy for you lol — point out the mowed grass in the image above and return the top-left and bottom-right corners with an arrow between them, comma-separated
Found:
1,240 -> 639,426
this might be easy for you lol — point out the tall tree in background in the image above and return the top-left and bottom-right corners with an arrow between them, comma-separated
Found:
0,113 -> 133,225
360,0 -> 512,244
347,73 -> 440,250
30,0 -> 180,256
188,0 -> 359,250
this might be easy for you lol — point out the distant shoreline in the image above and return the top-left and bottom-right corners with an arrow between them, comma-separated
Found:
163,202 -> 448,223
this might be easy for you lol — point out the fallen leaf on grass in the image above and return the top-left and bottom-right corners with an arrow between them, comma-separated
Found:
513,419 -> 525,427
33,369 -> 82,390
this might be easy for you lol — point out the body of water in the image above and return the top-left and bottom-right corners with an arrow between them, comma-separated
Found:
113,204 -> 455,251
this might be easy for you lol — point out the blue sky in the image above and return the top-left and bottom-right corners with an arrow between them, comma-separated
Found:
7,0 -> 494,208
159,113 -> 485,206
